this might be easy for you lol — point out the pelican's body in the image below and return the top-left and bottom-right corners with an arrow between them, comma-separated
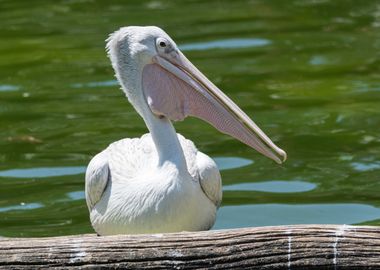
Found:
87,134 -> 220,235
86,26 -> 286,235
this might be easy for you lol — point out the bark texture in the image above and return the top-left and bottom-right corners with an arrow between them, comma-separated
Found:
1,225 -> 380,269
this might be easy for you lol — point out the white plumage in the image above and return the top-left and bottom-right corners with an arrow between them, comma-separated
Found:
86,134 -> 221,235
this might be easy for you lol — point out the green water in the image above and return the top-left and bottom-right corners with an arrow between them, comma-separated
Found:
1,0 -> 380,237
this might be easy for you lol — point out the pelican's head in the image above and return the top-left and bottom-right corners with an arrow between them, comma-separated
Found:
107,26 -> 286,164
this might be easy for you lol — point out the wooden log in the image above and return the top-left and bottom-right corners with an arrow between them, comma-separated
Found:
0,225 -> 380,269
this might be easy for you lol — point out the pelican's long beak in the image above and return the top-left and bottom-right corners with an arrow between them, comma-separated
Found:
142,50 -> 286,164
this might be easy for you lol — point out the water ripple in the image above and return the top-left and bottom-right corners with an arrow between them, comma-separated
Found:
351,162 -> 380,172
0,84 -> 20,92
213,157 -> 253,170
71,80 -> 118,89
214,203 -> 380,229
180,38 -> 271,51
0,202 -> 43,213
0,166 -> 86,178
224,180 -> 317,193
67,191 -> 85,201
309,55 -> 329,66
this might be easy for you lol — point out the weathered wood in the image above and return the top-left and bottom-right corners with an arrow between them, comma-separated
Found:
0,225 -> 379,269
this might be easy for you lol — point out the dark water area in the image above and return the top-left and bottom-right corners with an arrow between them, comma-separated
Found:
0,0 -> 380,237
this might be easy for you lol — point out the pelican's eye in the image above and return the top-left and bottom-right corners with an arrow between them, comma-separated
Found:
156,38 -> 169,52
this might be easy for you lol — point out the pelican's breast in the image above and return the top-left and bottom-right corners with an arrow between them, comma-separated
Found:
89,133 -> 217,235
107,134 -> 158,184
107,133 -> 198,183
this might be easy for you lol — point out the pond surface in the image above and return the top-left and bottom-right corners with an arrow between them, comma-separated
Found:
1,0 -> 380,237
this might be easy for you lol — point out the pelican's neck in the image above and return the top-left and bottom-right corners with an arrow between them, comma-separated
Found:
115,61 -> 187,170
143,112 -> 187,169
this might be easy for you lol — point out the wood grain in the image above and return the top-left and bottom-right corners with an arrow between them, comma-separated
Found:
1,225 -> 380,269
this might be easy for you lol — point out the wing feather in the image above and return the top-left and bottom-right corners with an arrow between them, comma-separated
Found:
196,152 -> 222,208
176,134 -> 222,207
85,150 -> 110,211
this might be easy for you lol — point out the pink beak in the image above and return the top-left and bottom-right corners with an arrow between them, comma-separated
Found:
142,49 -> 286,164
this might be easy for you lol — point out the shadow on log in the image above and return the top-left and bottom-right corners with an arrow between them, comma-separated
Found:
1,224 -> 380,269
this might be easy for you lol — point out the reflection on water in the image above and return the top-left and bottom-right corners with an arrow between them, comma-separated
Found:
309,55 -> 328,66
0,166 -> 86,178
0,203 -> 43,213
351,162 -> 380,172
213,157 -> 253,170
351,80 -> 378,93
180,38 -> 271,51
0,85 -> 20,92
67,191 -> 85,201
214,203 -> 380,229
224,180 -> 317,193
71,80 -> 118,89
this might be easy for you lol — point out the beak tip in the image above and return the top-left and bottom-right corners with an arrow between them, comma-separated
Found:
272,149 -> 287,164
279,149 -> 287,164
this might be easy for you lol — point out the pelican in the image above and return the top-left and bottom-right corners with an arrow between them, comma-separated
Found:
85,26 -> 286,235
